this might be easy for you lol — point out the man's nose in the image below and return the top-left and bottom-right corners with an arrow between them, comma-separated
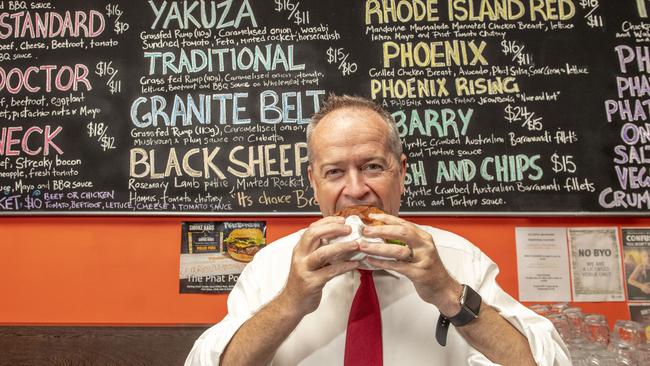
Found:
344,170 -> 370,199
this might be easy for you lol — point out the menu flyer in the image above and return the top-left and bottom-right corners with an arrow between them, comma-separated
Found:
179,221 -> 266,294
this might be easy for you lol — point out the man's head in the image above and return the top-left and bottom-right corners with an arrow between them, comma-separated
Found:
306,95 -> 402,163
306,95 -> 407,217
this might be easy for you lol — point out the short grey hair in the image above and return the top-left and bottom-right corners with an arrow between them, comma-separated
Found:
306,94 -> 403,164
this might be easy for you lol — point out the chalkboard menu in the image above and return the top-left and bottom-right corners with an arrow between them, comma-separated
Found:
0,0 -> 649,215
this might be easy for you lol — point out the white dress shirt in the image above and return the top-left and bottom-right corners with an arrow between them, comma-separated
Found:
185,226 -> 571,366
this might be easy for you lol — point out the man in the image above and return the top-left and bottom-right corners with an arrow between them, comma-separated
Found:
185,95 -> 570,366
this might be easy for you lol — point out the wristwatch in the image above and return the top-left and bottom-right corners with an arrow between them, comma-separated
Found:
435,284 -> 482,346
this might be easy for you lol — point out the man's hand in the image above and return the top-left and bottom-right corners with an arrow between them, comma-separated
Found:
358,213 -> 461,315
220,216 -> 359,366
279,215 -> 361,316
359,214 -> 538,366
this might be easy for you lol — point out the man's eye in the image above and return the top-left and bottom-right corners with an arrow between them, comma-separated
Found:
363,164 -> 383,172
325,169 -> 343,178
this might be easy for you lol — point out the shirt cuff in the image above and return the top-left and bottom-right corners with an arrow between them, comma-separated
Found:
184,315 -> 246,366
491,294 -> 572,366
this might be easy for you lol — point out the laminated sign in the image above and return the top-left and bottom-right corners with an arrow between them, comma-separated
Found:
180,221 -> 266,294
568,227 -> 624,302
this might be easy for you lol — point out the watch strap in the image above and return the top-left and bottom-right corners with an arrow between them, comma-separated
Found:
435,314 -> 451,346
435,285 -> 482,346
449,285 -> 482,327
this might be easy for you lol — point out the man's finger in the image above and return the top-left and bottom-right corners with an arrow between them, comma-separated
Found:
296,222 -> 352,255
314,260 -> 360,282
358,241 -> 413,262
362,224 -> 419,245
368,213 -> 407,225
305,240 -> 359,270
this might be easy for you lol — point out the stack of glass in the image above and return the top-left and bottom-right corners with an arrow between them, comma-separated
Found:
528,304 -> 649,365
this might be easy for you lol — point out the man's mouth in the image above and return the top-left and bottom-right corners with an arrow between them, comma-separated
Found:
337,202 -> 382,211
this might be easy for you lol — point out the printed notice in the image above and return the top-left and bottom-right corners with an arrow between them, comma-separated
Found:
622,228 -> 650,301
568,228 -> 625,302
515,227 -> 571,302
179,221 -> 266,294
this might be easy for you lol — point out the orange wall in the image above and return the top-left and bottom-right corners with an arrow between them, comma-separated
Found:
1,216 -> 649,327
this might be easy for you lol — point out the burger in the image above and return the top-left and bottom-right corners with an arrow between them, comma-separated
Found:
224,228 -> 265,262
334,205 -> 405,246
334,205 -> 385,226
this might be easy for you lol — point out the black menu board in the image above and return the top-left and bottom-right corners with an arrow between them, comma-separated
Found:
0,0 -> 648,215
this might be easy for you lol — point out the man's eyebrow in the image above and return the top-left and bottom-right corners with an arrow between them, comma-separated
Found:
370,156 -> 389,162
361,156 -> 389,165
317,161 -> 342,172
318,156 -> 389,170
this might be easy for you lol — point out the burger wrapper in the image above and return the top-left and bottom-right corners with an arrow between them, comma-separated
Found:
327,215 -> 394,270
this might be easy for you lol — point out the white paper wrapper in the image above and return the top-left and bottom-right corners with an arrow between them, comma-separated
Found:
327,215 -> 394,270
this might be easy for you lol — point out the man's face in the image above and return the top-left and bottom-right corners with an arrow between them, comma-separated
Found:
307,107 -> 406,217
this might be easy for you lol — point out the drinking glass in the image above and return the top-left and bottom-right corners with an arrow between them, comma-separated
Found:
564,307 -> 586,339
570,347 -> 587,366
572,341 -> 602,365
612,320 -> 644,346
550,302 -> 569,314
607,339 -> 636,363
636,343 -> 650,365
613,354 -> 635,366
529,304 -> 551,317
588,349 -> 617,366
583,314 -> 610,346
547,313 -> 572,342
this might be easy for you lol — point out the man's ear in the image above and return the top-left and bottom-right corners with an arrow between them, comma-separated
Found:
399,154 -> 407,194
308,165 -> 319,203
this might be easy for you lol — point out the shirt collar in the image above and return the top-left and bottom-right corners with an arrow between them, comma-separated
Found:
373,268 -> 401,279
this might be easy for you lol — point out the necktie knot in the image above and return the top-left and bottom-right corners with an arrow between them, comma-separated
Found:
359,269 -> 373,282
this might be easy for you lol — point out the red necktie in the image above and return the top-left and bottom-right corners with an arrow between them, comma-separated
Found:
344,269 -> 383,366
